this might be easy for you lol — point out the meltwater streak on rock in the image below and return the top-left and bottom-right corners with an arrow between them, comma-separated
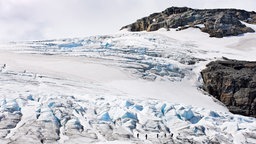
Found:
201,58 -> 256,117
121,7 -> 256,38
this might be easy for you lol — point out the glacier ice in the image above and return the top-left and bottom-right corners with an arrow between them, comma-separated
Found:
0,32 -> 255,143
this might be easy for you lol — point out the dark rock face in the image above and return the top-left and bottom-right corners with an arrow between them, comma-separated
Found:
121,7 -> 256,38
201,59 -> 256,117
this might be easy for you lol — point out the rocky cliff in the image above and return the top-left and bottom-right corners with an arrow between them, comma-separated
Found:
121,7 -> 256,38
201,58 -> 256,117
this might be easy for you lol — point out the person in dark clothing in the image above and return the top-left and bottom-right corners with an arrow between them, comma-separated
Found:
164,133 -> 167,138
157,133 -> 159,138
1,64 -> 6,70
145,134 -> 148,140
137,133 -> 139,138
1,64 -> 6,72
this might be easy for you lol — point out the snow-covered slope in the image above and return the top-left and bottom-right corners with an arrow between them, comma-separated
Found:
0,26 -> 256,143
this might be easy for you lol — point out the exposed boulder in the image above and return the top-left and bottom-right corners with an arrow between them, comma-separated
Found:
121,7 -> 256,38
201,12 -> 255,37
201,58 -> 256,117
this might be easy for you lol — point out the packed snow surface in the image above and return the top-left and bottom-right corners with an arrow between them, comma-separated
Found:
0,26 -> 256,143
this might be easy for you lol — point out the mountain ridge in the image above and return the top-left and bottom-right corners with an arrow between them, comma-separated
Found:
121,7 -> 256,38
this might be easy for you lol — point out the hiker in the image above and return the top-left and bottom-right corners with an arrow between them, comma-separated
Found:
157,133 -> 159,138
1,64 -> 6,72
137,133 -> 139,138
164,133 -> 167,138
145,134 -> 148,140
1,64 -> 6,70
34,73 -> 37,79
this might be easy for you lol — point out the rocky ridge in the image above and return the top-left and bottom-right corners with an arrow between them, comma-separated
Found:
201,58 -> 256,117
121,7 -> 256,38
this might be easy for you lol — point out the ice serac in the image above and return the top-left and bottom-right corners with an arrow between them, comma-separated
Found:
201,58 -> 256,117
121,7 -> 256,38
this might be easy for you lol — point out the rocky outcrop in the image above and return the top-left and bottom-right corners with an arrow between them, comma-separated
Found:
201,58 -> 256,117
121,7 -> 256,38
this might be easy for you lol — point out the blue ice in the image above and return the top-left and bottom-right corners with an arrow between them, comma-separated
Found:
58,42 -> 83,48
125,101 -> 134,108
122,112 -> 137,120
100,112 -> 112,122
134,105 -> 143,111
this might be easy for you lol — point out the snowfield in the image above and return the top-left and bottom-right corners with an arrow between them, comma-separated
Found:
0,26 -> 256,143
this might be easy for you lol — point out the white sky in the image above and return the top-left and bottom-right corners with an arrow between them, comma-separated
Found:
0,0 -> 255,41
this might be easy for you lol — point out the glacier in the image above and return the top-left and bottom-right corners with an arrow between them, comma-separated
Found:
0,26 -> 256,143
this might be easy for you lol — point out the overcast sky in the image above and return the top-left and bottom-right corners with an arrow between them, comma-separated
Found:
0,0 -> 255,41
